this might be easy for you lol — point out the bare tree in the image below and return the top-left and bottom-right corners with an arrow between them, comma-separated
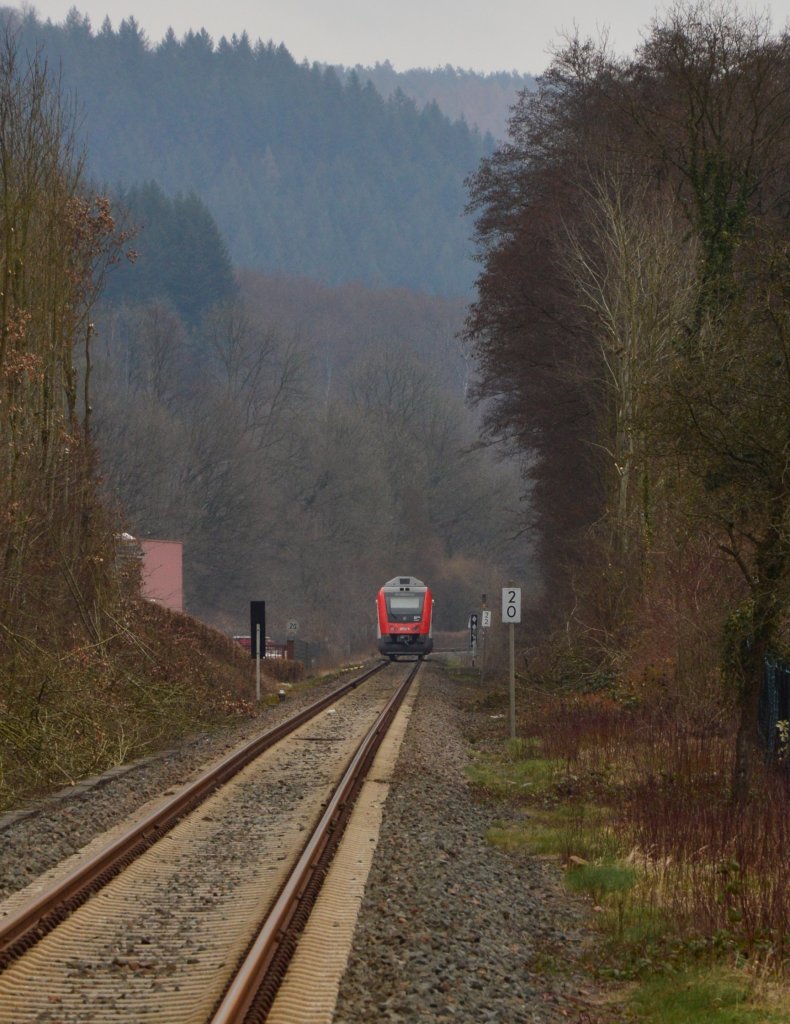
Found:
465,2 -> 790,796
0,34 -> 126,636
561,171 -> 699,561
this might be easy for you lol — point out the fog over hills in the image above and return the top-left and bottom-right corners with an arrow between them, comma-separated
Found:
330,62 -> 535,141
3,8 -> 525,296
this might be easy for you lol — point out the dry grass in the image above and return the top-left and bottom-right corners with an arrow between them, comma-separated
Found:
0,598 -> 263,811
516,681 -> 790,968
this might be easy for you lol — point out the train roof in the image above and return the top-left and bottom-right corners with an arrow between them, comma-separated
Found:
382,576 -> 428,589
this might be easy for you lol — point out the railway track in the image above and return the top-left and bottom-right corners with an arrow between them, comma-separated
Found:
0,659 -> 421,1022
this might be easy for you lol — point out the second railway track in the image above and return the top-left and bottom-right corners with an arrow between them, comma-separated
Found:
0,660 -> 421,1023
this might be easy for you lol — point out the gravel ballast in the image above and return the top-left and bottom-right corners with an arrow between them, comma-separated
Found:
0,662 -> 608,1022
0,672 -> 352,899
334,664 -> 602,1023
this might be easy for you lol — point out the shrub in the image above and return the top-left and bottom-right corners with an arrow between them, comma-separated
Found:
263,659 -> 305,683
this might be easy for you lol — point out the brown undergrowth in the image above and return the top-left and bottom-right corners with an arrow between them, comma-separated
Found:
462,663 -> 790,1021
0,598 -> 263,812
514,679 -> 790,970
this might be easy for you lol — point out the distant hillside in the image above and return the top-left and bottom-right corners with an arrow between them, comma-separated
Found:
335,63 -> 536,140
91,267 -> 531,633
6,9 -> 492,296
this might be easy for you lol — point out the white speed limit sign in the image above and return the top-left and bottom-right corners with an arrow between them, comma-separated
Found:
502,587 -> 521,624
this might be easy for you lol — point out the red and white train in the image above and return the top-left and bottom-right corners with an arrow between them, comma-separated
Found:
376,576 -> 434,660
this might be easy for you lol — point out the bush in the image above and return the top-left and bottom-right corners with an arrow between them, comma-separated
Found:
264,659 -> 305,683
0,598 -> 256,811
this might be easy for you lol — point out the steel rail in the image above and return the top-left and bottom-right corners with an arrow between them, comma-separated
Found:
210,659 -> 421,1024
0,660 -> 389,969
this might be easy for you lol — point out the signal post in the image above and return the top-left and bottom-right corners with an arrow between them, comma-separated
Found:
480,597 -> 491,684
502,586 -> 521,740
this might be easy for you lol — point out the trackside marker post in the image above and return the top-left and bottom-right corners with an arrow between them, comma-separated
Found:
256,624 -> 261,703
250,600 -> 266,703
470,613 -> 478,666
502,586 -> 521,740
481,598 -> 490,684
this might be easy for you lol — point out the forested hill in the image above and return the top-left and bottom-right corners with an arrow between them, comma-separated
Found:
332,63 -> 536,140
4,9 -> 493,296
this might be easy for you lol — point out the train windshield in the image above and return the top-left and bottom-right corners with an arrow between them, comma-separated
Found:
386,593 -> 424,620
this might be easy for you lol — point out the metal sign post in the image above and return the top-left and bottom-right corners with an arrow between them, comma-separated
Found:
251,601 -> 266,704
508,622 -> 515,740
255,624 -> 261,703
502,586 -> 521,740
481,598 -> 490,685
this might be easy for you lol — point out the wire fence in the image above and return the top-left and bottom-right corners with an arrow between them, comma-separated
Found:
231,635 -> 321,668
291,638 -> 321,670
758,657 -> 790,759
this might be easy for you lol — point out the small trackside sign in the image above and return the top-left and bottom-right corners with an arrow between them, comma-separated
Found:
502,587 -> 521,624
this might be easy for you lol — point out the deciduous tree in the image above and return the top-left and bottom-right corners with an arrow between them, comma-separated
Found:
0,33 -> 127,639
465,1 -> 790,796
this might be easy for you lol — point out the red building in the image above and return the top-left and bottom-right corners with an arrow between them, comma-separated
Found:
139,539 -> 184,613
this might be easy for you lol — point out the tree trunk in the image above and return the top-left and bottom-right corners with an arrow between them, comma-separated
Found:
731,640 -> 766,802
730,533 -> 785,802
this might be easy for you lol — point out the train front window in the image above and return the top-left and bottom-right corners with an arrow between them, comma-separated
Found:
387,593 -> 424,621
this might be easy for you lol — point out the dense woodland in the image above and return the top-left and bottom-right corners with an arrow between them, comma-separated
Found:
465,2 -> 790,796
0,11 -> 535,802
0,8 -> 535,635
1,7 -> 499,296
332,62 -> 536,140
0,34 -> 258,803
91,266 -> 532,644
84,164 -> 533,643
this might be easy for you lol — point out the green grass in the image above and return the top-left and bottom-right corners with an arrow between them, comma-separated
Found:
462,686 -> 790,1024
630,969 -> 790,1023
485,803 -> 619,860
566,861 -> 637,900
466,751 -> 560,798
487,818 -> 568,855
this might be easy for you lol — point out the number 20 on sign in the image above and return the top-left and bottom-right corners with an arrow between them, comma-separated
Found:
502,587 -> 521,623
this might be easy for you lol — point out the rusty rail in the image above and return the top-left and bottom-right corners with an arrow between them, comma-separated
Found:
210,659 -> 421,1024
0,661 -> 389,970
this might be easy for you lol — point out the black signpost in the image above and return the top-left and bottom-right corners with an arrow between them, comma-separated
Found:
250,601 -> 266,703
470,612 -> 478,666
250,601 -> 266,659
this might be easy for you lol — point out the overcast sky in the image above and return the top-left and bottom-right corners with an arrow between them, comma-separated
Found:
22,1 -> 790,74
